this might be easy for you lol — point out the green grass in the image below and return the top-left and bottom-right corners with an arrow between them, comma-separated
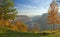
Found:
0,29 -> 60,37
0,32 -> 41,37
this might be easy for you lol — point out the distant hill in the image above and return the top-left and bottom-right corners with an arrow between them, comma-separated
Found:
31,13 -> 60,30
15,15 -> 30,23
15,13 -> 60,31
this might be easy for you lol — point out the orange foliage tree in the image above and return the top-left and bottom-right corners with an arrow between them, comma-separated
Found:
32,27 -> 39,33
15,21 -> 28,32
48,0 -> 59,30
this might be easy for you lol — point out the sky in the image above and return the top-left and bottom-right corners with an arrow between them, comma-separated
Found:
14,0 -> 60,16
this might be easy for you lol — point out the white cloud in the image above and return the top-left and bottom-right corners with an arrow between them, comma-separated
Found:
58,7 -> 60,12
17,5 -> 48,15
16,4 -> 49,15
15,0 -> 52,15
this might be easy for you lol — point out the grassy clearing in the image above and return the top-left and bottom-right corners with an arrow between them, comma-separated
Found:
0,29 -> 60,37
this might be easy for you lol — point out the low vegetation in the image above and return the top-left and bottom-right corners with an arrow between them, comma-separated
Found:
0,29 -> 60,37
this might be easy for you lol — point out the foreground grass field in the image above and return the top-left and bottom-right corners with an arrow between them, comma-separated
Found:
0,32 -> 60,37
0,29 -> 60,37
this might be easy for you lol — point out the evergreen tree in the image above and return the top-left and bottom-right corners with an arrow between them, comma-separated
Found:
0,0 -> 18,30
0,0 -> 17,20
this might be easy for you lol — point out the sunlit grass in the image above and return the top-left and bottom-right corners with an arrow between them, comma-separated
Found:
0,29 -> 60,37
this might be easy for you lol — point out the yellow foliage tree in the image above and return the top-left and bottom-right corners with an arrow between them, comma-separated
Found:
10,25 -> 18,31
16,21 -> 28,32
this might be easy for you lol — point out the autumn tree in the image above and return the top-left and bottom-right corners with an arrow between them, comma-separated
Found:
16,21 -> 28,32
32,26 -> 39,33
0,0 -> 17,29
48,0 -> 59,31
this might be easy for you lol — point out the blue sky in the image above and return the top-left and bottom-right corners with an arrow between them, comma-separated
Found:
14,0 -> 59,15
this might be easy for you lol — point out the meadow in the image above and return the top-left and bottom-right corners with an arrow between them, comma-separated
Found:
0,29 -> 60,37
